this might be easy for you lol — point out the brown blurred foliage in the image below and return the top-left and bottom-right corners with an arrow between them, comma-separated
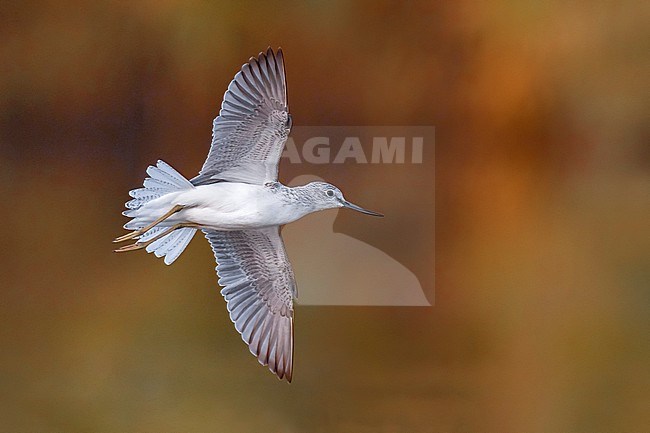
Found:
0,1 -> 648,432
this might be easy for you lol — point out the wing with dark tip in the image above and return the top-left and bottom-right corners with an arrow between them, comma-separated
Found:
204,227 -> 296,382
192,48 -> 291,186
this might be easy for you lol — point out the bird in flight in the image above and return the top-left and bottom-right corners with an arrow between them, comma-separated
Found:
114,48 -> 383,382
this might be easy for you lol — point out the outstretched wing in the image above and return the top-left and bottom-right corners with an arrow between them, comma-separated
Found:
204,227 -> 296,382
192,48 -> 291,186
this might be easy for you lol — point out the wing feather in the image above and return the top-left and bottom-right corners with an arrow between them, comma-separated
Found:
193,48 -> 290,186
204,227 -> 296,382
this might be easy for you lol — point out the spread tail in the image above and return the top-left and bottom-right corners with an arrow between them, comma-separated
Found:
116,160 -> 197,265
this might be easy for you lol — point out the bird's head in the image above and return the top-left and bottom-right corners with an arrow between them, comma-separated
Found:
303,181 -> 384,217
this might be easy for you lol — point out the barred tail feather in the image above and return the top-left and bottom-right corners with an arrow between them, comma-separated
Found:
146,227 -> 196,265
120,160 -> 197,265
125,160 -> 194,212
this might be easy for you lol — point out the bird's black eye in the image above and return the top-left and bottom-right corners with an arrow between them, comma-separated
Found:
326,190 -> 334,197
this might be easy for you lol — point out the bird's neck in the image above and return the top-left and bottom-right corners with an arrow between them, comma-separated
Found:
270,183 -> 320,213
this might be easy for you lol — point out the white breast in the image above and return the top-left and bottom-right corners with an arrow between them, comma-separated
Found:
172,183 -> 305,230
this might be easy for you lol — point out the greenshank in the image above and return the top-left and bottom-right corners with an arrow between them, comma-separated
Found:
114,48 -> 382,382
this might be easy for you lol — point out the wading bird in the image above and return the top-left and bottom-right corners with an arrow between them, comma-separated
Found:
114,48 -> 382,382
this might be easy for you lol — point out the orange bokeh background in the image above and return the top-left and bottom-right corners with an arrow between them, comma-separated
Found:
1,2 -> 647,432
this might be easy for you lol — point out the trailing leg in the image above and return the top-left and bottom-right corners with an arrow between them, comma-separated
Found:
113,204 -> 184,243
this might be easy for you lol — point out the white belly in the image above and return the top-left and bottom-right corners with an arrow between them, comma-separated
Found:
168,183 -> 305,230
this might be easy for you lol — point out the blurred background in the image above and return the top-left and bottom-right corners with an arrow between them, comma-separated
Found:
0,1 -> 648,432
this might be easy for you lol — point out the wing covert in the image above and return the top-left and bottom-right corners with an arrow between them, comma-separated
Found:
204,227 -> 296,382
193,48 -> 291,186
